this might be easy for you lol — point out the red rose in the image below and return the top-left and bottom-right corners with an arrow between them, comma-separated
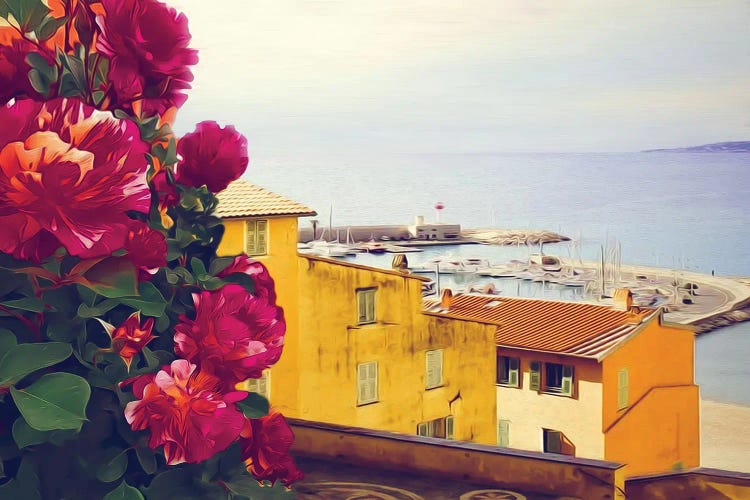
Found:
240,412 -> 303,487
124,360 -> 247,465
217,255 -> 279,303
0,98 -> 150,262
173,284 -> 285,387
97,311 -> 156,371
176,121 -> 248,193
124,221 -> 167,272
150,170 -> 180,209
96,0 -> 198,116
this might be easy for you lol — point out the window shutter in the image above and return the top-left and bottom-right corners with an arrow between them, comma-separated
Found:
530,361 -> 541,391
425,350 -> 443,389
357,292 -> 367,323
368,362 -> 378,402
366,291 -> 375,322
617,368 -> 629,409
496,356 -> 506,384
258,375 -> 268,399
445,416 -> 454,440
561,365 -> 574,396
245,220 -> 257,254
498,420 -> 510,447
425,351 -> 435,387
417,423 -> 429,437
357,363 -> 368,404
256,220 -> 268,254
508,358 -> 519,387
545,430 -> 562,453
246,378 -> 258,392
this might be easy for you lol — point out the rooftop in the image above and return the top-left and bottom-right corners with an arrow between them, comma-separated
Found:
425,293 -> 656,359
215,179 -> 317,218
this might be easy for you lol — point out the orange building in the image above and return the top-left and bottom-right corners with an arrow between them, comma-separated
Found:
426,290 -> 700,477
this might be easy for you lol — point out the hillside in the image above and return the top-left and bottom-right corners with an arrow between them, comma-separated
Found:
643,141 -> 750,153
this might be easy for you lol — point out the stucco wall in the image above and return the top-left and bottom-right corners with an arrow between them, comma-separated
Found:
295,256 -> 498,445
496,348 -> 605,459
602,315 -> 699,476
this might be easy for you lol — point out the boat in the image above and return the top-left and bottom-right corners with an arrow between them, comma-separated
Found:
477,264 -> 518,278
528,253 -> 562,272
409,257 -> 490,274
357,240 -> 389,254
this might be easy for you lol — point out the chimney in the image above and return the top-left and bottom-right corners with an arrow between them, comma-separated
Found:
440,288 -> 453,309
391,254 -> 408,272
415,215 -> 425,226
612,288 -> 633,311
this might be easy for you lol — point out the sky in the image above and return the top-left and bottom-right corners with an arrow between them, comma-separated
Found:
169,0 -> 750,154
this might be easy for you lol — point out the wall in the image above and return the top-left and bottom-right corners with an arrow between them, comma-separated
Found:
625,468 -> 750,499
602,314 -> 699,476
294,255 -> 498,445
289,419 -> 626,500
217,216 -> 302,414
496,348 -> 605,459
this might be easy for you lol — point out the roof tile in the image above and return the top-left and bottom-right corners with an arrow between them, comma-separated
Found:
216,180 -> 317,218
425,294 -> 654,359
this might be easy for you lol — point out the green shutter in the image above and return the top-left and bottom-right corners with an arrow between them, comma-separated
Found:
245,220 -> 257,254
617,368 -> 629,409
530,361 -> 541,391
366,290 -> 375,322
498,420 -> 510,447
445,416 -> 454,440
561,365 -> 574,396
508,358 -> 519,387
256,220 -> 268,254
357,291 -> 368,324
545,430 -> 562,453
417,423 -> 428,437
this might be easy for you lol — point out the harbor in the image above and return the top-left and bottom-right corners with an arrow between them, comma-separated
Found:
297,223 -> 750,334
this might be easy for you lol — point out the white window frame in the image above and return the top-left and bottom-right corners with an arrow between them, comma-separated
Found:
246,370 -> 270,400
425,349 -> 444,389
356,288 -> 376,325
496,356 -> 520,387
357,361 -> 378,405
245,219 -> 268,256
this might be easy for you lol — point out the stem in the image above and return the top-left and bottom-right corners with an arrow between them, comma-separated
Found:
0,304 -> 41,341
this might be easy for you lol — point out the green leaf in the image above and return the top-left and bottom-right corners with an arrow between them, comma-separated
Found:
57,51 -> 87,96
97,447 -> 129,483
0,341 -> 72,386
0,297 -> 45,312
208,257 -> 235,275
140,468 -> 197,499
45,315 -> 83,342
77,257 -> 138,298
222,273 -> 256,295
35,14 -> 66,41
0,0 -> 50,32
0,456 -> 40,500
10,372 -> 90,431
237,393 -> 269,419
135,446 -> 157,475
190,257 -> 207,278
0,328 -> 17,354
104,481 -> 145,500
118,281 -> 167,317
12,417 -> 51,448
77,299 -> 119,318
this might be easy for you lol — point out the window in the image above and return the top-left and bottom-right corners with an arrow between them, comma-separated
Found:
617,368 -> 629,409
543,429 -> 562,453
497,420 -> 510,447
357,361 -> 378,405
245,219 -> 268,256
246,370 -> 270,399
496,356 -> 520,387
542,362 -> 574,396
425,349 -> 444,389
417,416 -> 454,439
356,288 -> 376,325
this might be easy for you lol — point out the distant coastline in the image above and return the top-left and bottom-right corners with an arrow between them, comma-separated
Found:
643,141 -> 750,153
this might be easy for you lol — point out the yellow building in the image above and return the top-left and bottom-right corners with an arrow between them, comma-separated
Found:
216,181 -> 498,445
426,291 -> 700,477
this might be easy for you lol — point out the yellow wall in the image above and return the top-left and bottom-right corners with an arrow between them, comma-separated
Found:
602,315 -> 700,476
217,216 -> 302,413
496,349 -> 605,459
294,256 -> 498,445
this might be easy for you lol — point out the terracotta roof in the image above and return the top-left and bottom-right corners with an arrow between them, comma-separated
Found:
216,180 -> 317,218
424,294 -> 655,359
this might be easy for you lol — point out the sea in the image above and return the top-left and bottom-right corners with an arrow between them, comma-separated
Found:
245,151 -> 750,405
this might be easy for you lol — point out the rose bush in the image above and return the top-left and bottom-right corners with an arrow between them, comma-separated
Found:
0,1 -> 301,498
